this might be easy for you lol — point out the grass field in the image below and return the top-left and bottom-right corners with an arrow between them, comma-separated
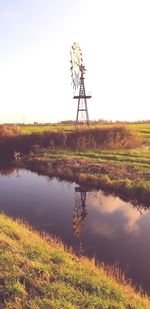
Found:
128,123 -> 150,142
17,123 -> 150,143
41,149 -> 150,175
1,123 -> 150,145
18,124 -> 74,134
0,213 -> 150,309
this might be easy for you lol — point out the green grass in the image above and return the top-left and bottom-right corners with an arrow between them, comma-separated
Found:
0,213 -> 149,308
40,149 -> 150,174
18,124 -> 75,134
128,124 -> 150,142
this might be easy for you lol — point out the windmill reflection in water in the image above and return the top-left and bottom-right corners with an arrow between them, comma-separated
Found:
73,186 -> 90,237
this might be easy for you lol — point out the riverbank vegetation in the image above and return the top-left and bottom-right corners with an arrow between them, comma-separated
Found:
0,123 -> 149,206
21,148 -> 150,207
1,122 -> 150,142
0,125 -> 141,160
0,212 -> 149,308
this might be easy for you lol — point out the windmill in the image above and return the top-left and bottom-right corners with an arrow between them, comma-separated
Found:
70,43 -> 91,125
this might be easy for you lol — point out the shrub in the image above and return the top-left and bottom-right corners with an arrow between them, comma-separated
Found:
66,126 -> 141,150
0,125 -> 20,136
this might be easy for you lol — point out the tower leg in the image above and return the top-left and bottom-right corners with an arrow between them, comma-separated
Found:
85,99 -> 89,125
76,99 -> 80,124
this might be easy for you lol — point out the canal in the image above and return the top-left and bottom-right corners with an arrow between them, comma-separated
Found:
0,167 -> 150,294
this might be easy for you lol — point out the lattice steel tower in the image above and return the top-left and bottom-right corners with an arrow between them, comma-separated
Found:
70,43 -> 92,125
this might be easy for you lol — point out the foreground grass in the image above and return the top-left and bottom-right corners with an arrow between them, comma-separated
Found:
0,213 -> 150,309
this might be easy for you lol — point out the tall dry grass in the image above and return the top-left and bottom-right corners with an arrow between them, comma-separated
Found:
0,125 -> 20,136
66,126 -> 141,150
0,125 -> 141,161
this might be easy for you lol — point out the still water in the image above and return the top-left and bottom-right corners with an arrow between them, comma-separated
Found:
0,168 -> 150,294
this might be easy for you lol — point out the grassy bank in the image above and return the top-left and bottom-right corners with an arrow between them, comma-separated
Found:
0,213 -> 149,308
19,147 -> 150,207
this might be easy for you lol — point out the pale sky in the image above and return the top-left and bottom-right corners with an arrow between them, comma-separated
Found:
0,0 -> 150,123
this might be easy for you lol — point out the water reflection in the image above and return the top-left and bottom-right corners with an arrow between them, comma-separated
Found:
88,192 -> 147,238
72,188 -> 147,239
0,167 -> 18,176
0,168 -> 150,294
71,188 -> 150,294
73,187 -> 88,237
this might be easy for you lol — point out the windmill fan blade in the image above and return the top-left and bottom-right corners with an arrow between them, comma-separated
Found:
70,42 -> 85,90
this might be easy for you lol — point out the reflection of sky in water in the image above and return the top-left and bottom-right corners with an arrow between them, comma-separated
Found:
78,192 -> 150,294
88,193 -> 146,237
0,168 -> 150,294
